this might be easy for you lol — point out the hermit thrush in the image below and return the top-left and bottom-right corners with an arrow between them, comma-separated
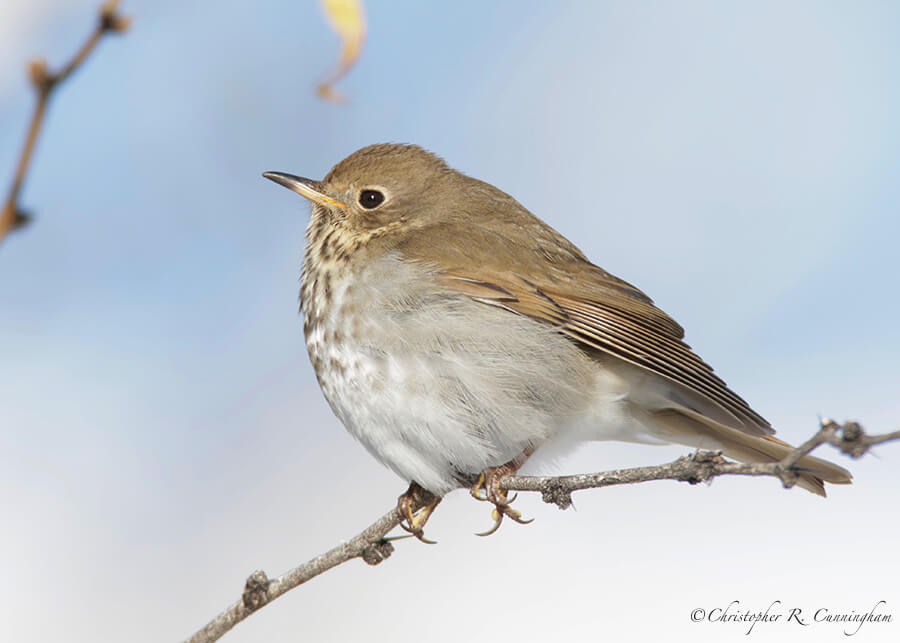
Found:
263,144 -> 851,538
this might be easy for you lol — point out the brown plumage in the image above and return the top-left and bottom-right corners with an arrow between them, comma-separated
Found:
264,143 -> 852,499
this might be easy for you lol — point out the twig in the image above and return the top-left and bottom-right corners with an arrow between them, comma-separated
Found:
182,419 -> 898,642
502,419 -> 897,509
0,0 -> 130,247
184,504 -> 416,643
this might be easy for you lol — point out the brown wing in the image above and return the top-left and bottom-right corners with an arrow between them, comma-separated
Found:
393,217 -> 772,437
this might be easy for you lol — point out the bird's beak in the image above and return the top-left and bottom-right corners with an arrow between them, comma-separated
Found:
262,171 -> 347,209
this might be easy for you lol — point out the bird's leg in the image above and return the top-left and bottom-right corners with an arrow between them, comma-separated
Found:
397,481 -> 441,544
470,450 -> 535,536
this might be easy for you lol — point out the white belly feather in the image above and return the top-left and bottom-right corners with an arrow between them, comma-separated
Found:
303,254 -> 660,494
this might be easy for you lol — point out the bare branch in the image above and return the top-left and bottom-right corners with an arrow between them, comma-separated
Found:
182,419 -> 898,642
502,419 -> 899,509
0,1 -> 130,247
184,506 -> 413,643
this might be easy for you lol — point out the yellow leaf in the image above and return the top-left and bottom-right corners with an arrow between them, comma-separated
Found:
318,0 -> 366,103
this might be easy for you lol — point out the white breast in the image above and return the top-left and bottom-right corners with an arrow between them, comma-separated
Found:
301,254 -> 605,495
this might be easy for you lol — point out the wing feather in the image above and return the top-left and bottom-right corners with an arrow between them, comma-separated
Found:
435,269 -> 771,436
392,213 -> 772,437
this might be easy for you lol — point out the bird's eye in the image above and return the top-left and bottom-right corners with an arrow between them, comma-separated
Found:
359,189 -> 385,209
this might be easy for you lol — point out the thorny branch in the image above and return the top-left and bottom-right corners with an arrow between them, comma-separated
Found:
184,418 -> 899,643
0,0 -> 130,247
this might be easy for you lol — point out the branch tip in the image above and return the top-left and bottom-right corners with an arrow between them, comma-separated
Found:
2,0 -> 129,247
27,59 -> 53,93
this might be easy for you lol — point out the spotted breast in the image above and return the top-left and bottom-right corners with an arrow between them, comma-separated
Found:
300,213 -> 597,494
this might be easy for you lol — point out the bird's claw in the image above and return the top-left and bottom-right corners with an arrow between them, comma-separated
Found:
397,482 -> 441,544
470,467 -> 533,536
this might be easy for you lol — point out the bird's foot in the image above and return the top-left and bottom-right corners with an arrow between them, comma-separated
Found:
397,482 -> 441,544
470,463 -> 533,536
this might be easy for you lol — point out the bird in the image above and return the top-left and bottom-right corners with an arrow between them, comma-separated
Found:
263,143 -> 852,539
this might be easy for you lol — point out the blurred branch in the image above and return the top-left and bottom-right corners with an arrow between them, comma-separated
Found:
182,419 -> 898,642
0,0 -> 130,248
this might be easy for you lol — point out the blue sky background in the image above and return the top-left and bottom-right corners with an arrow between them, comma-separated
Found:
1,2 -> 899,641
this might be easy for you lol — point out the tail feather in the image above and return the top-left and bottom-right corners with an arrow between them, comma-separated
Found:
648,407 -> 852,497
